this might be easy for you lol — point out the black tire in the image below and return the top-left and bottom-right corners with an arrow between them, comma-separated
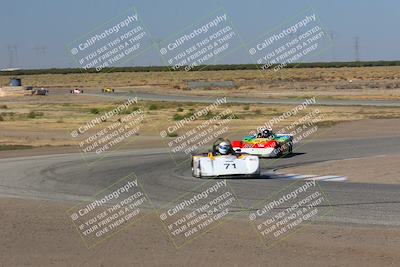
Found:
192,161 -> 201,178
255,167 -> 261,177
288,143 -> 293,154
275,144 -> 283,158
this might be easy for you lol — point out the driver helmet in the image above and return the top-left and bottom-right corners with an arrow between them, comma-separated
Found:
217,141 -> 231,155
262,129 -> 271,138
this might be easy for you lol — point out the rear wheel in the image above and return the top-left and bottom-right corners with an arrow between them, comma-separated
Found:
191,160 -> 202,178
275,144 -> 283,158
255,167 -> 261,177
288,142 -> 293,154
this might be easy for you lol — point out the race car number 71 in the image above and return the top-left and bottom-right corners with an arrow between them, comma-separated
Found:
224,163 -> 237,169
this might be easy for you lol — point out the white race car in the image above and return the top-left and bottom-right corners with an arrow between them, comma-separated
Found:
191,139 -> 260,178
70,88 -> 83,94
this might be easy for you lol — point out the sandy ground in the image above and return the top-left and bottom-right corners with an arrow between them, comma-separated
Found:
315,118 -> 400,140
0,119 -> 400,153
281,119 -> 400,184
284,154 -> 400,184
2,118 -> 400,154
2,85 -> 400,148
0,136 -> 164,159
0,197 -> 399,267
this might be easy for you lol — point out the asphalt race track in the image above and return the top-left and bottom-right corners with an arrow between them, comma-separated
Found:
86,91 -> 400,107
1,134 -> 399,227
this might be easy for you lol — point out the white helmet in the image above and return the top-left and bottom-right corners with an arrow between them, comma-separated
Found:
217,141 -> 231,155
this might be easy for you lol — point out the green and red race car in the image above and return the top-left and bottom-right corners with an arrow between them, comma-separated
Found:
232,129 -> 293,157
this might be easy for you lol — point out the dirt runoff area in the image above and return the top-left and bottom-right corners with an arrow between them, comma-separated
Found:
0,197 -> 398,267
283,119 -> 400,184
284,154 -> 400,184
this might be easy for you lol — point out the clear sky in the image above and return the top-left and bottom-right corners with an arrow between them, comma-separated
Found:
1,0 -> 399,69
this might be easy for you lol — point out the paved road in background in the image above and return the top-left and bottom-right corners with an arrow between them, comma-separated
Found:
85,91 -> 400,107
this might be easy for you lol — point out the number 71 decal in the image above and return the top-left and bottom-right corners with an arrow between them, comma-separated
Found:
224,163 -> 237,169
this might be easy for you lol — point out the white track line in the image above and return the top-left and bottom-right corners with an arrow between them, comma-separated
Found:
306,175 -> 348,182
267,172 -> 347,182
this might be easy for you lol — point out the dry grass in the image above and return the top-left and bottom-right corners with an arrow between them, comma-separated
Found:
0,66 -> 399,88
1,93 -> 400,147
1,66 -> 399,101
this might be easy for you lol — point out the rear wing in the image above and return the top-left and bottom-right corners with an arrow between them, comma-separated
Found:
275,133 -> 293,137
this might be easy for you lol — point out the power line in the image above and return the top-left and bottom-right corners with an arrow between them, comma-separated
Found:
328,31 -> 336,61
354,36 -> 360,61
34,45 -> 47,55
7,44 -> 17,68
